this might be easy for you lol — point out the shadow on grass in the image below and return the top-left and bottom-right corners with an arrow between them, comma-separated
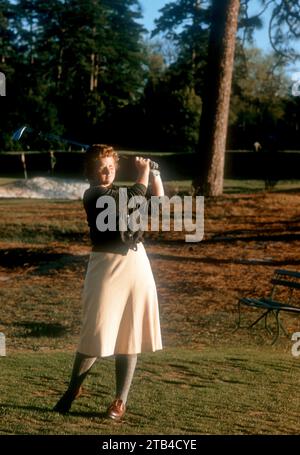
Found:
13,321 -> 67,338
0,403 -> 51,414
0,402 -> 105,419
147,231 -> 300,247
209,233 -> 300,243
149,252 -> 300,267
0,247 -> 88,273
0,248 -> 62,268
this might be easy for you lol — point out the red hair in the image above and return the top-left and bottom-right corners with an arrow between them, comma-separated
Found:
84,144 -> 119,183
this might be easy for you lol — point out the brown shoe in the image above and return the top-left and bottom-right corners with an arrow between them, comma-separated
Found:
53,386 -> 82,414
106,399 -> 126,421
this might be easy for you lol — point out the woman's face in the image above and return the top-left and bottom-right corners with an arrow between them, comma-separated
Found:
97,156 -> 116,187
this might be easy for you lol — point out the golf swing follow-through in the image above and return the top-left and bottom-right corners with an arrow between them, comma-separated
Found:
51,144 -> 164,420
11,125 -> 160,170
12,125 -> 90,150
11,130 -> 163,421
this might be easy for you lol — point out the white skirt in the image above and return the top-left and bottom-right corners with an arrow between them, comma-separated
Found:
77,243 -> 162,357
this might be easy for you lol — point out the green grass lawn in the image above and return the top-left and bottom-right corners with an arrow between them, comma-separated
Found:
0,347 -> 299,435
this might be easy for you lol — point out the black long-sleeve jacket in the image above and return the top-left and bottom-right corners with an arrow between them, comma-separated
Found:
83,183 -> 147,254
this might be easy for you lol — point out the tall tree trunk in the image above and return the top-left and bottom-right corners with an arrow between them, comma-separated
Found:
193,0 -> 240,196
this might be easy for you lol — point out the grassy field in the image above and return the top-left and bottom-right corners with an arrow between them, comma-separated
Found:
0,348 -> 300,435
0,186 -> 300,435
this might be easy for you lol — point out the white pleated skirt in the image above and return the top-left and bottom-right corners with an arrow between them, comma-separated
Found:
77,243 -> 162,357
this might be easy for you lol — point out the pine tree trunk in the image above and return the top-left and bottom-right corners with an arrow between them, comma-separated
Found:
193,0 -> 240,196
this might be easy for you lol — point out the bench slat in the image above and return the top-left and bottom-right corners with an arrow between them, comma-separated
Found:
262,298 -> 300,312
239,297 -> 300,313
271,278 -> 300,289
275,269 -> 300,279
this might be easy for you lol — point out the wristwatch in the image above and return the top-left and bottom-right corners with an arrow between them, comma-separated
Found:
150,169 -> 160,177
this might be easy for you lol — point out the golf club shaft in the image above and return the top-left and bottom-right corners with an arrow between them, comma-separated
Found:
12,126 -> 159,168
12,126 -> 89,149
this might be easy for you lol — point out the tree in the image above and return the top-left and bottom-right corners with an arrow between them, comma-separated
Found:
229,47 -> 289,148
0,0 -> 147,149
193,0 -> 240,196
34,0 -> 146,141
0,1 -> 16,148
145,1 -> 209,150
142,71 -> 202,149
154,1 -> 300,195
265,0 -> 300,61
152,0 -> 211,97
0,0 -> 14,65
193,0 -> 300,195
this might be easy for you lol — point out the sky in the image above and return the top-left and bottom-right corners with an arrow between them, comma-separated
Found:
139,0 -> 300,74
139,0 -> 272,49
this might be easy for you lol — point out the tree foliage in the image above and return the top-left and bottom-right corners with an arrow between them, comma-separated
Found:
257,0 -> 300,61
229,47 -> 290,148
152,0 -> 211,96
0,0 -> 146,148
153,0 -> 300,195
1,0 -> 300,157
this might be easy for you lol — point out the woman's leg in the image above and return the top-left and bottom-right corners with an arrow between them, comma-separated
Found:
107,354 -> 137,420
68,352 -> 97,392
53,352 -> 97,413
115,354 -> 137,403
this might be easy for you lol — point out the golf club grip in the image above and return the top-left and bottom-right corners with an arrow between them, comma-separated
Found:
121,156 -> 159,170
149,160 -> 159,170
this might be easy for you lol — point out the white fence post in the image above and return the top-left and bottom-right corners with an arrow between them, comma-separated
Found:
0,333 -> 6,356
21,152 -> 28,179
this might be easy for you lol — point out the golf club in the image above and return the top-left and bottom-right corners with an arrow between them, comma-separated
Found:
12,125 -> 159,169
12,125 -> 89,149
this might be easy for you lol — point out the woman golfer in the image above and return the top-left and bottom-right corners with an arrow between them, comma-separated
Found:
53,144 -> 164,420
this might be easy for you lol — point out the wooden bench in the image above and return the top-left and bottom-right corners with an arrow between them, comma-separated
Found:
236,269 -> 300,344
